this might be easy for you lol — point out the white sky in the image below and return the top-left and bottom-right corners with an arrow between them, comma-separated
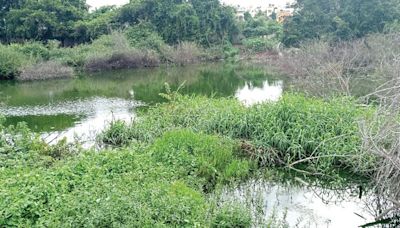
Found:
86,0 -> 294,9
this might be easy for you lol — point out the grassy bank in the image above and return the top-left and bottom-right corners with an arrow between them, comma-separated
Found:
0,32 -> 221,81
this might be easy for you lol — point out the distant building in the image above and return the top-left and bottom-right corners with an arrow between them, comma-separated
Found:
232,1 -> 294,22
277,9 -> 293,23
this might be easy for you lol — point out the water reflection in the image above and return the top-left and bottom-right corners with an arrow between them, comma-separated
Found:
220,180 -> 376,228
236,80 -> 283,105
0,64 -> 285,145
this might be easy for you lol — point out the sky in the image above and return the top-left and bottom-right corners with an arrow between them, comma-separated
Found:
86,0 -> 295,10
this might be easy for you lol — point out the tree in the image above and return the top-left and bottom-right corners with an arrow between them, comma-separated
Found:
3,0 -> 88,44
115,0 -> 239,45
282,0 -> 400,46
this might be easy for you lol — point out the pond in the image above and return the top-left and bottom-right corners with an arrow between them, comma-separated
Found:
0,63 -> 284,144
0,63 -> 386,227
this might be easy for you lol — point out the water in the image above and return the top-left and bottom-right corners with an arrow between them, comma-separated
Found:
220,180 -> 379,228
0,64 -> 284,144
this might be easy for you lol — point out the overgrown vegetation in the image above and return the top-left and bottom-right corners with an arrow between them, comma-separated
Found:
1,115 -> 254,226
100,93 -> 375,177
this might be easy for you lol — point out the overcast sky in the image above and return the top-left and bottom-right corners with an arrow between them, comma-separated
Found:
86,0 -> 295,9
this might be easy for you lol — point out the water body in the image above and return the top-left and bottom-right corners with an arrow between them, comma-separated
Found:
0,64 -> 284,143
220,180 -> 379,228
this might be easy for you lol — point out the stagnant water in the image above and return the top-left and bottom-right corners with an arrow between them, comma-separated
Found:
0,64 -> 284,144
0,63 -> 385,227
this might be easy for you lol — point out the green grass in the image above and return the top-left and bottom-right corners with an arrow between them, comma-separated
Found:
101,94 -> 375,175
0,125 -> 253,227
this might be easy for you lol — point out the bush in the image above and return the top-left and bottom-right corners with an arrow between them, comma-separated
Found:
84,49 -> 160,72
18,61 -> 74,81
10,42 -> 50,61
211,204 -> 252,228
0,128 -> 255,226
161,41 -> 203,65
125,22 -> 166,52
0,45 -> 26,80
243,37 -> 278,53
99,120 -> 133,146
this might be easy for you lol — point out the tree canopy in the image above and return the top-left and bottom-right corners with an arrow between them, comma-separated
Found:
283,0 -> 400,45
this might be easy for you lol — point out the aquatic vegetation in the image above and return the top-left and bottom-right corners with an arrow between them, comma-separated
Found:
0,129 -> 252,227
101,94 -> 375,176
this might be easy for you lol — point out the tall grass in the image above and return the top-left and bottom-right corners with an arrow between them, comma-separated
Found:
101,94 -> 375,176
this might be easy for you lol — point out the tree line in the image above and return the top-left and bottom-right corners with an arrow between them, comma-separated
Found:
0,0 -> 399,47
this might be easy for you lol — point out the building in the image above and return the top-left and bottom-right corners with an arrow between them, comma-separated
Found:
277,9 -> 293,23
232,1 -> 294,22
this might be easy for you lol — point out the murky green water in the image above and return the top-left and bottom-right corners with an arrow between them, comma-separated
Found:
0,63 -> 284,142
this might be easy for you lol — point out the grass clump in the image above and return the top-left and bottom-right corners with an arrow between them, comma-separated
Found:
101,94 -> 375,176
151,130 -> 254,191
211,204 -> 252,228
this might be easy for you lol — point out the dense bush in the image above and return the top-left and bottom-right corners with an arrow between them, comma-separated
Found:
10,42 -> 50,61
125,22 -> 166,52
0,129 -> 252,227
161,41 -> 203,65
243,37 -> 278,53
84,49 -> 160,72
0,45 -> 26,80
19,61 -> 74,81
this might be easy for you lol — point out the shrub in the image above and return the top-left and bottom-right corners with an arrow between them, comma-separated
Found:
161,41 -> 203,65
10,42 -> 50,61
211,204 -> 252,228
0,45 -> 26,80
243,37 -> 278,53
125,22 -> 166,52
99,120 -> 133,146
18,61 -> 74,81
84,49 -> 160,72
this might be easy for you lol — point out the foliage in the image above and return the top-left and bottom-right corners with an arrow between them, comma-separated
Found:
102,94 -> 375,176
116,0 -> 239,46
283,0 -> 400,46
243,37 -> 278,53
9,42 -> 50,61
124,22 -> 166,52
0,45 -> 26,80
211,204 -> 252,227
0,128 -> 252,227
241,13 -> 283,39
3,0 -> 87,44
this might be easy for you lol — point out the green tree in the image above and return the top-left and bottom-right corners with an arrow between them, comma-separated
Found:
283,0 -> 400,46
4,0 -> 88,44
